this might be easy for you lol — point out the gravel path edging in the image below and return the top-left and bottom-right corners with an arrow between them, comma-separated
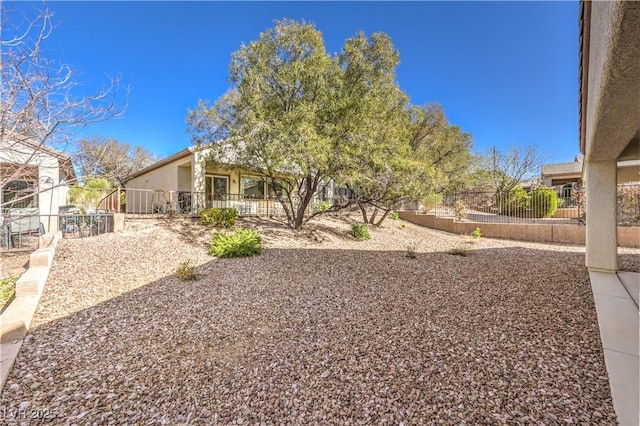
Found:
0,231 -> 62,390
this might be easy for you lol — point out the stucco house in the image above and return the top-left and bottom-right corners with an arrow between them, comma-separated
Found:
120,144 -> 334,215
0,136 -> 75,234
541,154 -> 639,188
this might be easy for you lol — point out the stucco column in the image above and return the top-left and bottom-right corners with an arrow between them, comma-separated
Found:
192,151 -> 206,212
585,160 -> 618,272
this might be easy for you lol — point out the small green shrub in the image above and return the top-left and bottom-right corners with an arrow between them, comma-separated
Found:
0,275 -> 18,311
351,223 -> 370,241
447,247 -> 473,257
390,211 -> 400,220
422,193 -> 443,212
471,227 -> 482,238
311,200 -> 332,214
176,259 -> 198,281
200,207 -> 237,228
406,243 -> 417,259
209,228 -> 262,258
530,186 -> 558,218
499,186 -> 528,216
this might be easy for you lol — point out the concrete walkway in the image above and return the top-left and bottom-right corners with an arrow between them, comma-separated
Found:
589,270 -> 639,426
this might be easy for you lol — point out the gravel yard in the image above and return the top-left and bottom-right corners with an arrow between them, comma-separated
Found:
1,216 -> 638,425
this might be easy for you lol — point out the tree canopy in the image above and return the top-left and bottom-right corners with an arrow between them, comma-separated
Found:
468,145 -> 547,192
74,136 -> 158,185
187,20 -> 472,229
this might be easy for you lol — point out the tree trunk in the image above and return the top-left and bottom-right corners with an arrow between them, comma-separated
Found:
374,209 -> 391,226
358,202 -> 369,223
369,208 -> 379,225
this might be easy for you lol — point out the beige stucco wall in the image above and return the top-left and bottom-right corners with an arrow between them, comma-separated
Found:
398,211 -> 639,248
203,165 -> 242,194
125,157 -> 192,192
0,141 -> 70,232
552,208 -> 580,219
177,165 -> 191,192
618,164 -> 640,184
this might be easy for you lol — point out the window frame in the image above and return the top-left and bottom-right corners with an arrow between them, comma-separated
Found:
1,179 -> 39,209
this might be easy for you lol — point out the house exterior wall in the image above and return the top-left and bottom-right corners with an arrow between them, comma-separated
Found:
177,165 -> 191,191
581,1 -> 640,272
584,2 -> 640,162
0,142 -> 69,232
124,156 -> 193,214
125,157 -> 192,192
617,164 -> 640,184
204,165 -> 242,194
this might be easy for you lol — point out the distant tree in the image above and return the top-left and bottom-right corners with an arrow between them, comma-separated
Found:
68,177 -> 111,213
409,103 -> 472,191
0,2 -> 125,209
74,137 -> 158,185
188,20 -> 413,230
469,145 -> 547,192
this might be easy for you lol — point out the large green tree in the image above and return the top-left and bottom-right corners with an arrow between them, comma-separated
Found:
341,103 -> 472,225
188,20 -> 415,229
410,103 -> 472,191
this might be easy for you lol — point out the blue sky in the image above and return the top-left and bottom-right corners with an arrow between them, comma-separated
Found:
23,1 -> 579,163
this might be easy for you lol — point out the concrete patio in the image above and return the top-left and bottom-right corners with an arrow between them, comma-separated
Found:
589,270 -> 639,426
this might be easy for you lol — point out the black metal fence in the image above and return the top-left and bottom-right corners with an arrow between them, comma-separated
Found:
1,210 -> 115,251
419,184 -> 640,226
419,190 -> 579,224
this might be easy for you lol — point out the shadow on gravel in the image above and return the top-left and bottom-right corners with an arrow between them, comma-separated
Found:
0,245 -> 622,425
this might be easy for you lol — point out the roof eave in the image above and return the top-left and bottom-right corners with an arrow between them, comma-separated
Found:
578,0 -> 591,155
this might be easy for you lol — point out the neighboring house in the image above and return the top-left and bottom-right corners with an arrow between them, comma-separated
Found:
541,155 -> 584,188
541,155 -> 640,188
121,144 -> 334,214
0,136 -> 75,233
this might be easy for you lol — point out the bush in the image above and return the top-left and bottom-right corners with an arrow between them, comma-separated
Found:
351,223 -> 370,241
471,227 -> 482,238
200,207 -> 237,228
618,182 -> 640,225
499,186 -> 528,216
406,243 -> 417,259
390,211 -> 400,220
311,201 -> 331,214
454,200 -> 467,220
0,275 -> 18,311
530,186 -> 558,218
209,228 -> 262,258
421,193 -> 443,212
447,247 -> 473,256
175,259 -> 198,281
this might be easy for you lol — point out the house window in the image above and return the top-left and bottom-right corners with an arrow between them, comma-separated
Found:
241,175 -> 265,199
267,178 -> 291,199
205,175 -> 229,199
2,180 -> 38,209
